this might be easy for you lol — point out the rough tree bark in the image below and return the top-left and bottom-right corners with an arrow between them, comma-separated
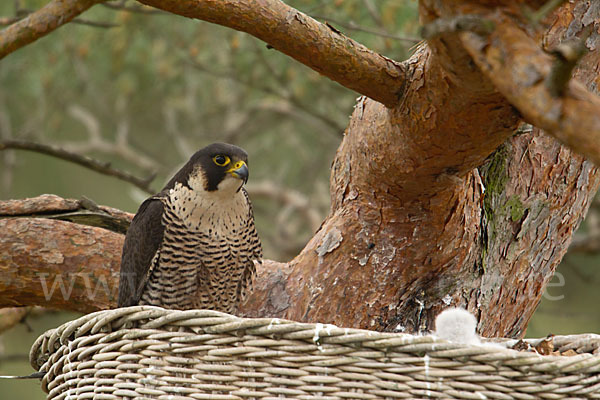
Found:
0,0 -> 104,59
1,1 -> 600,338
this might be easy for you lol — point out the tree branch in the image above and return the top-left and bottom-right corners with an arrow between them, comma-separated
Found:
65,104 -> 159,172
0,0 -> 104,59
459,11 -> 600,166
526,0 -> 568,25
0,196 -> 289,317
0,194 -> 134,233
0,307 -> 29,334
247,180 -> 322,232
186,57 -> 345,135
65,17 -> 118,29
0,140 -> 156,194
312,15 -> 420,43
546,26 -> 591,97
0,9 -> 118,29
102,1 -> 164,15
135,0 -> 406,108
0,217 -> 122,312
420,15 -> 495,39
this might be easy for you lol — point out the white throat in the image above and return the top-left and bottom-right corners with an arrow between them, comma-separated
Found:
168,178 -> 247,234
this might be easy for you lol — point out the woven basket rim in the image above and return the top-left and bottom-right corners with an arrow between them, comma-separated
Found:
30,305 -> 600,374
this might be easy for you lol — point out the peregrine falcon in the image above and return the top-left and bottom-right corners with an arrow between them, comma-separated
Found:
117,143 -> 262,313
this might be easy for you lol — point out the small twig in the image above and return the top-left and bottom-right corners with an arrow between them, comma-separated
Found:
186,57 -> 345,135
138,0 -> 406,108
420,15 -> 495,40
246,180 -> 323,232
0,307 -> 29,334
362,0 -> 383,28
546,26 -> 592,97
102,0 -> 165,15
0,104 -> 16,195
0,140 -> 156,194
0,371 -> 46,379
69,17 -> 119,28
312,15 -> 420,43
0,16 -> 20,25
527,0 -> 568,25
249,39 -> 287,88
0,10 -> 117,28
514,123 -> 534,136
66,104 -> 158,171
569,233 -> 600,254
569,207 -> 600,254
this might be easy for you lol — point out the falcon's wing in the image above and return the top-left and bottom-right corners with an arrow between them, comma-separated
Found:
242,188 -> 262,260
236,188 -> 262,304
117,196 -> 165,307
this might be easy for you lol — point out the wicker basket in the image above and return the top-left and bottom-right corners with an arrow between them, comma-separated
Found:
30,306 -> 600,400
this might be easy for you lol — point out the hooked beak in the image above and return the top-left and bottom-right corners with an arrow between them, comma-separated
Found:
226,161 -> 249,184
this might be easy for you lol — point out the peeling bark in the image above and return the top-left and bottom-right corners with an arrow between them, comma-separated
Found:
271,1 -> 600,336
0,217 -> 121,312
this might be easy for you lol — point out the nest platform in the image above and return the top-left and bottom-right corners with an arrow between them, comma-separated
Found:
30,306 -> 600,399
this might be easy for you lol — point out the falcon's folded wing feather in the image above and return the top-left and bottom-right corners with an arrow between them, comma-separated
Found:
118,196 -> 165,307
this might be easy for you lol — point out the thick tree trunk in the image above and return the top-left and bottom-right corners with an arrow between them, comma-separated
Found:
1,1 -> 599,339
246,2 -> 600,337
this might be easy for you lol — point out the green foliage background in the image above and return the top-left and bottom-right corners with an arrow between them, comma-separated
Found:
0,1 -> 598,398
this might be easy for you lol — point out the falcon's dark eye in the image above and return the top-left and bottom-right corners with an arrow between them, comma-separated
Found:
213,155 -> 230,166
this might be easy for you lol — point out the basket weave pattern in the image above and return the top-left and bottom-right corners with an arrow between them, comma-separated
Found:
30,306 -> 600,399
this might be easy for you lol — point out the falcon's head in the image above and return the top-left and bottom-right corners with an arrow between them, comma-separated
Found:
165,143 -> 250,195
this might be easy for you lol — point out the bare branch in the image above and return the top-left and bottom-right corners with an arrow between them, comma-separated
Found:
569,208 -> 600,254
0,10 -> 118,29
362,0 -> 383,27
460,11 -> 600,167
0,104 -> 15,195
527,0 -> 568,25
312,15 -> 420,43
0,193 -> 133,234
247,180 -> 323,232
66,104 -> 158,171
186,58 -> 345,134
0,0 -> 103,59
0,307 -> 28,334
546,27 -> 591,97
69,17 -> 119,29
421,15 -> 495,40
0,140 -> 156,194
0,197 -> 288,318
569,234 -> 600,254
163,106 -> 195,160
251,100 -> 341,137
102,1 -> 164,15
0,16 -> 20,26
136,0 -> 406,108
